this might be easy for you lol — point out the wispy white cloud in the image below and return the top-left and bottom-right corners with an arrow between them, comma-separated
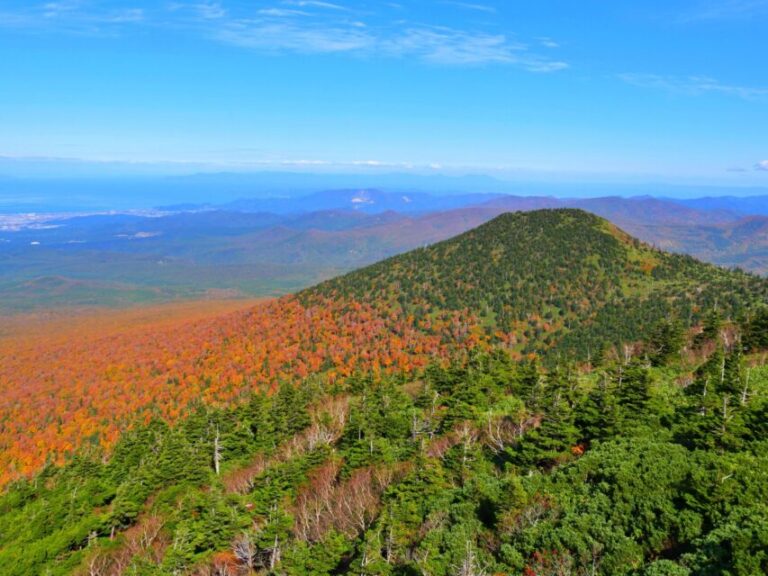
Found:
167,3 -> 227,20
537,36 -> 559,48
443,1 -> 497,13
216,20 -> 373,53
213,19 -> 567,69
0,1 -> 145,31
102,8 -> 144,24
258,8 -> 310,17
283,0 -> 348,10
222,157 -> 447,170
685,0 -> 768,20
381,28 -> 566,70
190,157 -> 429,170
618,73 -> 768,100
0,1 -> 566,70
756,160 -> 768,171
194,3 -> 227,20
0,153 -> 453,175
209,7 -> 566,70
42,2 -> 79,19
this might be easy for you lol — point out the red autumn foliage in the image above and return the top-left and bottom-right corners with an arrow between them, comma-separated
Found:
0,295 -> 482,486
523,550 -> 575,576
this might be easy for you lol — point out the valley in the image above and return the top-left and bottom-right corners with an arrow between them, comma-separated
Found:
3,191 -> 768,313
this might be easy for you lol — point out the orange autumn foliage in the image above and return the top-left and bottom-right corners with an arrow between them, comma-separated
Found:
0,295 -> 482,487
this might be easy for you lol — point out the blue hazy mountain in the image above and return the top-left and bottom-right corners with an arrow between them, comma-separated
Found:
4,164 -> 768,214
4,192 -> 768,311
673,195 -> 768,216
216,189 -> 507,215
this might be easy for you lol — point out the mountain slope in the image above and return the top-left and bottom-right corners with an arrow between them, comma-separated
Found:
304,209 -> 768,356
3,209 -> 768,576
2,209 -> 767,484
631,214 -> 768,274
2,213 -> 768,576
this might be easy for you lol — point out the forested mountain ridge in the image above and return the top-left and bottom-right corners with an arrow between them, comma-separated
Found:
304,209 -> 768,358
2,210 -> 767,486
2,209 -> 768,576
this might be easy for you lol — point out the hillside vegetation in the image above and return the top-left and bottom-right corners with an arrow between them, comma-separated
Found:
2,326 -> 768,576
305,210 -> 768,357
2,210 -> 766,483
1,209 -> 767,575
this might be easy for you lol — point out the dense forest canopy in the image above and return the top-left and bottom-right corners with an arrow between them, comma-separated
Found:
1,209 -> 767,576
304,210 -> 768,358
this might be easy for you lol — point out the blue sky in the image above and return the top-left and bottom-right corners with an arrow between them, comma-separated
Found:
0,0 -> 766,185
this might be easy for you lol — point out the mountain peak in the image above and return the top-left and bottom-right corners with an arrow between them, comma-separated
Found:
304,208 -> 767,357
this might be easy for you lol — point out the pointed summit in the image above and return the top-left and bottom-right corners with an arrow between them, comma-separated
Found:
304,209 -> 768,356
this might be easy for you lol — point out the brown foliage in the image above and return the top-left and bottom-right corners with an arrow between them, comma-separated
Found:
222,395 -> 349,494
79,514 -> 168,576
293,461 -> 408,543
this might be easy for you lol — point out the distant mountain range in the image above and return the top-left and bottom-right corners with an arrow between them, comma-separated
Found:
3,165 -> 768,212
4,190 -> 768,310
162,187 -> 768,219
161,189 -> 507,215
673,195 -> 768,216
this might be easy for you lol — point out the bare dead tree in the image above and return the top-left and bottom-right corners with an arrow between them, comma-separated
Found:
213,425 -> 222,476
720,395 -> 733,437
222,396 -> 349,494
741,368 -> 752,405
293,463 -> 401,543
268,535 -> 281,572
483,410 -> 538,454
85,553 -> 110,576
414,548 -> 433,576
622,343 -> 634,365
456,421 -> 478,469
139,515 -> 164,554
232,532 -> 258,570
454,540 -> 486,576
